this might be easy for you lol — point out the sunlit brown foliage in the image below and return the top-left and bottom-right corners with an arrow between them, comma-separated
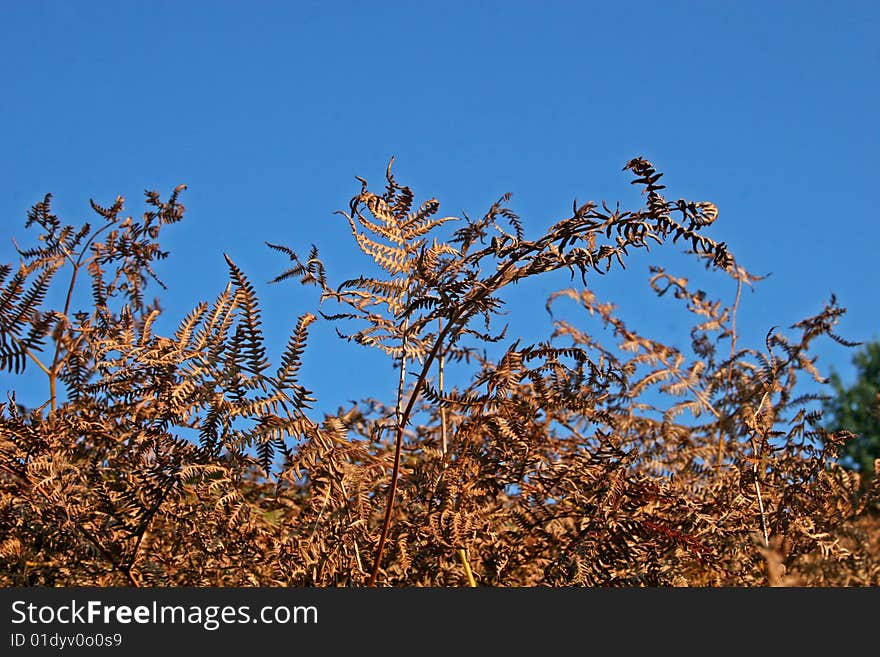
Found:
1,158 -> 877,586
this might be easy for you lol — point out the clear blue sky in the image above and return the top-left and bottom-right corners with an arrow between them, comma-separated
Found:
2,1 -> 878,414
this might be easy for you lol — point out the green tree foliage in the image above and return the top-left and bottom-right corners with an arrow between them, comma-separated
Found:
825,341 -> 880,477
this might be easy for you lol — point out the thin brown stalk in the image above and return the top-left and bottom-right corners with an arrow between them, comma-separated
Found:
717,272 -> 744,468
368,252 -> 528,585
751,390 -> 771,549
368,314 -> 454,586
438,319 -> 448,457
458,548 -> 476,587
46,220 -> 115,412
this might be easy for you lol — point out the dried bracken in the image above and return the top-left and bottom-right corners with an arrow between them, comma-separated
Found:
1,158 -> 877,587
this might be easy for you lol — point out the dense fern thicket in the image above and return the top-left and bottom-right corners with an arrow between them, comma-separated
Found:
1,158 -> 877,586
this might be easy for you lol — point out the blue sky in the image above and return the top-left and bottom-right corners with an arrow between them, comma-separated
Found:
2,1 -> 878,415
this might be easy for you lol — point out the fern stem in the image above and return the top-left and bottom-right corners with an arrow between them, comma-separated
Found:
396,320 -> 409,442
353,539 -> 365,574
48,250 -> 81,412
369,318 -> 449,586
754,474 -> 770,549
717,273 -> 744,468
25,347 -> 52,376
368,250 -> 528,585
751,390 -> 771,550
45,219 -> 115,412
458,548 -> 477,587
124,479 -> 178,584
368,314 -> 409,586
438,319 -> 447,456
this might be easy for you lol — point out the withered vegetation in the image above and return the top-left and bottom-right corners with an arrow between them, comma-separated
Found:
1,158 -> 877,586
